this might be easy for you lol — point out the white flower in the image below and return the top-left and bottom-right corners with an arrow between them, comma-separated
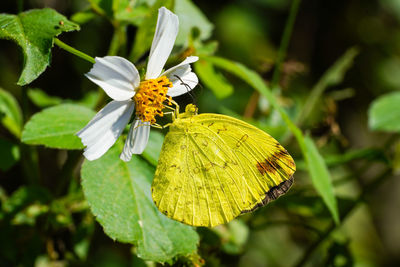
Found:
77,7 -> 198,162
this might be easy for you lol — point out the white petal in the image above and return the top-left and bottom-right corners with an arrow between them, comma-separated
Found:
145,7 -> 179,80
166,61 -> 199,97
120,119 -> 151,161
161,56 -> 199,77
77,100 -> 135,161
86,56 -> 140,101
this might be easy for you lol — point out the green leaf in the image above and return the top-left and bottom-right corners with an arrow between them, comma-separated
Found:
21,104 -> 95,149
195,59 -> 233,99
0,88 -> 23,138
0,138 -> 20,171
295,148 -> 387,170
369,91 -> 400,132
81,144 -> 199,263
27,88 -> 100,109
304,136 -> 339,224
27,88 -> 62,108
297,47 -> 359,124
114,1 -> 149,26
195,40 -> 218,56
0,9 -> 80,85
130,0 -> 174,61
142,130 -> 164,166
174,0 -> 213,46
71,10 -> 97,25
77,91 -> 101,109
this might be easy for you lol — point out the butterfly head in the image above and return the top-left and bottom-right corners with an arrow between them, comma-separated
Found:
176,104 -> 198,119
185,104 -> 198,116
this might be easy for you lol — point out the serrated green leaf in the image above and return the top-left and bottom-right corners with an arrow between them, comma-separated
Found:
21,104 -> 95,149
174,0 -> 213,46
0,88 -> 23,138
195,59 -> 233,99
27,88 -> 62,108
142,130 -> 164,166
0,9 -> 79,85
304,136 -> 339,224
0,138 -> 20,171
81,144 -> 199,263
368,91 -> 400,132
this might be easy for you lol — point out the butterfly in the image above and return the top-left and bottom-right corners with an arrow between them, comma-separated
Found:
151,104 -> 296,227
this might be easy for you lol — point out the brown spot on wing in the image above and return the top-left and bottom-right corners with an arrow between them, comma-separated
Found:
273,148 -> 296,170
256,148 -> 295,175
216,125 -> 228,134
256,161 -> 275,175
256,158 -> 282,175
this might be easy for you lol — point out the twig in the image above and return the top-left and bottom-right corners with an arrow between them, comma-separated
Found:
54,38 -> 95,64
271,0 -> 302,89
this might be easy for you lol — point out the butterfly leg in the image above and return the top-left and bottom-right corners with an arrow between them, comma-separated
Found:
151,123 -> 163,129
169,99 -> 180,119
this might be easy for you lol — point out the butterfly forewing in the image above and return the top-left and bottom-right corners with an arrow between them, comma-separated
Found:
152,113 -> 296,227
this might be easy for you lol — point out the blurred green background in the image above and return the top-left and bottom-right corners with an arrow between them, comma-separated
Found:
1,0 -> 400,266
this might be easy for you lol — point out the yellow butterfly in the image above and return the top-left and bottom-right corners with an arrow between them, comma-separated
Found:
152,104 -> 296,227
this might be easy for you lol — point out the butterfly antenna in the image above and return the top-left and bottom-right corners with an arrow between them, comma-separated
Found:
173,75 -> 197,105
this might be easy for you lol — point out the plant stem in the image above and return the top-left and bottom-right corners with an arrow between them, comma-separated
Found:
54,38 -> 95,64
271,0 -> 302,89
108,23 -> 126,56
20,86 -> 40,184
56,151 -> 83,196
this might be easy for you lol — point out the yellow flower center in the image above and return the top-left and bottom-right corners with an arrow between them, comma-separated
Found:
133,76 -> 173,124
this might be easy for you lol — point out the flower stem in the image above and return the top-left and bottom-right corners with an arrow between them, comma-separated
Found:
54,38 -> 95,64
271,0 -> 302,89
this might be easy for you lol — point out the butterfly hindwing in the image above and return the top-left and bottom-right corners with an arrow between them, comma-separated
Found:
152,113 -> 296,227
196,114 -> 296,213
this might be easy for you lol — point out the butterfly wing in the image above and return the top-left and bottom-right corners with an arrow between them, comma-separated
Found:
152,113 -> 296,227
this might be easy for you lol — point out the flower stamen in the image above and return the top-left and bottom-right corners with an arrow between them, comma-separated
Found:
133,76 -> 173,124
